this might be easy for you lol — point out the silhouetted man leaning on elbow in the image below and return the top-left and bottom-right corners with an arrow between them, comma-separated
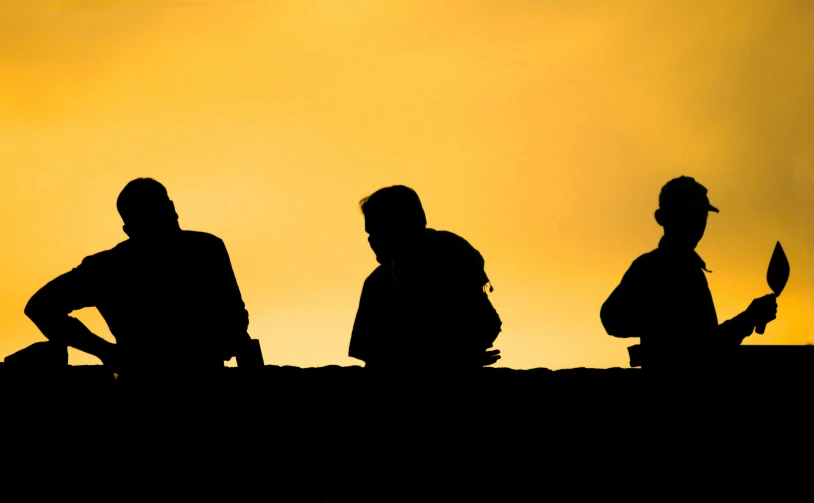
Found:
600,176 -> 778,371
349,185 -> 502,370
24,178 -> 253,377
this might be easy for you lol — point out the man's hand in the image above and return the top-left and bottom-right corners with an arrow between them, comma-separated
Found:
480,348 -> 501,367
746,294 -> 778,327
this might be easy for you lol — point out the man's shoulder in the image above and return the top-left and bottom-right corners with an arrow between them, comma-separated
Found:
178,231 -> 230,255
363,265 -> 390,286
79,231 -> 226,267
425,229 -> 480,258
78,241 -> 129,268
425,228 -> 487,271
180,230 -> 225,246
626,248 -> 666,275
429,229 -> 470,246
631,248 -> 660,264
365,264 -> 386,279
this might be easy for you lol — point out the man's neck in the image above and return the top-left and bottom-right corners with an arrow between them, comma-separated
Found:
658,235 -> 710,271
658,235 -> 696,253
131,223 -> 182,242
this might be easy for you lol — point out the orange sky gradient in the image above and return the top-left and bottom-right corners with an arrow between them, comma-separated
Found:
1,0 -> 812,369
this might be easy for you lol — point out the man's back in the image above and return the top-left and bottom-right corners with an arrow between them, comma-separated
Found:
33,230 -> 249,372
601,242 -> 719,343
601,239 -> 759,369
350,228 -> 501,368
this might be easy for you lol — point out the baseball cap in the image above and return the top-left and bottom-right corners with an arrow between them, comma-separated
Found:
659,176 -> 719,213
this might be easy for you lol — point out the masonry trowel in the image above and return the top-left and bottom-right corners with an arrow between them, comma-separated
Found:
755,241 -> 789,335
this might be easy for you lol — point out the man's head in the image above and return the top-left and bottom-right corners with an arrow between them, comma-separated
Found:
654,176 -> 719,249
359,185 -> 427,264
117,178 -> 180,239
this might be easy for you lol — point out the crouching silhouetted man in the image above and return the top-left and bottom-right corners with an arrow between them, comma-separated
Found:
600,176 -> 778,371
24,178 -> 253,377
349,185 -> 502,369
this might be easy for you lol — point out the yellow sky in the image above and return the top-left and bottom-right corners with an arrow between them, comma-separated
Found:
1,0 -> 812,369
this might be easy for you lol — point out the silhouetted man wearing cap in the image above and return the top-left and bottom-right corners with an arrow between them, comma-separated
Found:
24,178 -> 253,376
349,185 -> 502,369
600,176 -> 778,370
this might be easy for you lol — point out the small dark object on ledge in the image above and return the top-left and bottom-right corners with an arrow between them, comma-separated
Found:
236,338 -> 264,369
628,344 -> 642,367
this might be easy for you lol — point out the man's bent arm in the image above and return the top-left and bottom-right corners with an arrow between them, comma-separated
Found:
348,269 -> 388,364
601,288 -> 641,338
209,240 -> 251,359
601,261 -> 653,338
603,260 -> 757,348
348,290 -> 372,364
24,271 -> 116,362
714,312 -> 755,346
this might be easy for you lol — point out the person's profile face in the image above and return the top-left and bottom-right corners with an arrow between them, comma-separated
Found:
669,208 -> 708,249
365,218 -> 395,265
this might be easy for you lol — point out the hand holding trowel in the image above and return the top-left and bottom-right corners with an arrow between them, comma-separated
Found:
755,241 -> 789,334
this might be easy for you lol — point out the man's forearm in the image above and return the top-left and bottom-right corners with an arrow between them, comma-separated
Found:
28,314 -> 114,360
715,312 -> 755,345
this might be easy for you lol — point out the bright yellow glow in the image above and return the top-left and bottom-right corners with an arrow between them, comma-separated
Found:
1,1 -> 812,369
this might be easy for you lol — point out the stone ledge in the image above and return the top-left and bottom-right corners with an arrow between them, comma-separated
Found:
1,354 -> 811,502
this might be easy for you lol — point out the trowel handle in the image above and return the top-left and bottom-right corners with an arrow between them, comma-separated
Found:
754,292 -> 779,335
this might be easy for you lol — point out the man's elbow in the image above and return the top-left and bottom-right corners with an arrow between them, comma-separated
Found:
24,293 -> 47,322
600,303 -> 630,338
601,319 -> 638,339
24,288 -> 64,327
599,302 -> 615,334
602,323 -> 622,338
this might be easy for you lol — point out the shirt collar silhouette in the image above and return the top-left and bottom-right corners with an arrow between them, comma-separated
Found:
657,236 -> 712,273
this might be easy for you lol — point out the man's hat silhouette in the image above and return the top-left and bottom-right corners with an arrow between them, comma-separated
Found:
659,176 -> 719,213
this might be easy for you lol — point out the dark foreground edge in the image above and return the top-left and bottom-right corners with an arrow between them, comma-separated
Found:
1,345 -> 812,502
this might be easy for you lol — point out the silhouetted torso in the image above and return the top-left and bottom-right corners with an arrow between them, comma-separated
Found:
350,228 -> 501,369
601,237 -> 753,369
32,230 -> 249,374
